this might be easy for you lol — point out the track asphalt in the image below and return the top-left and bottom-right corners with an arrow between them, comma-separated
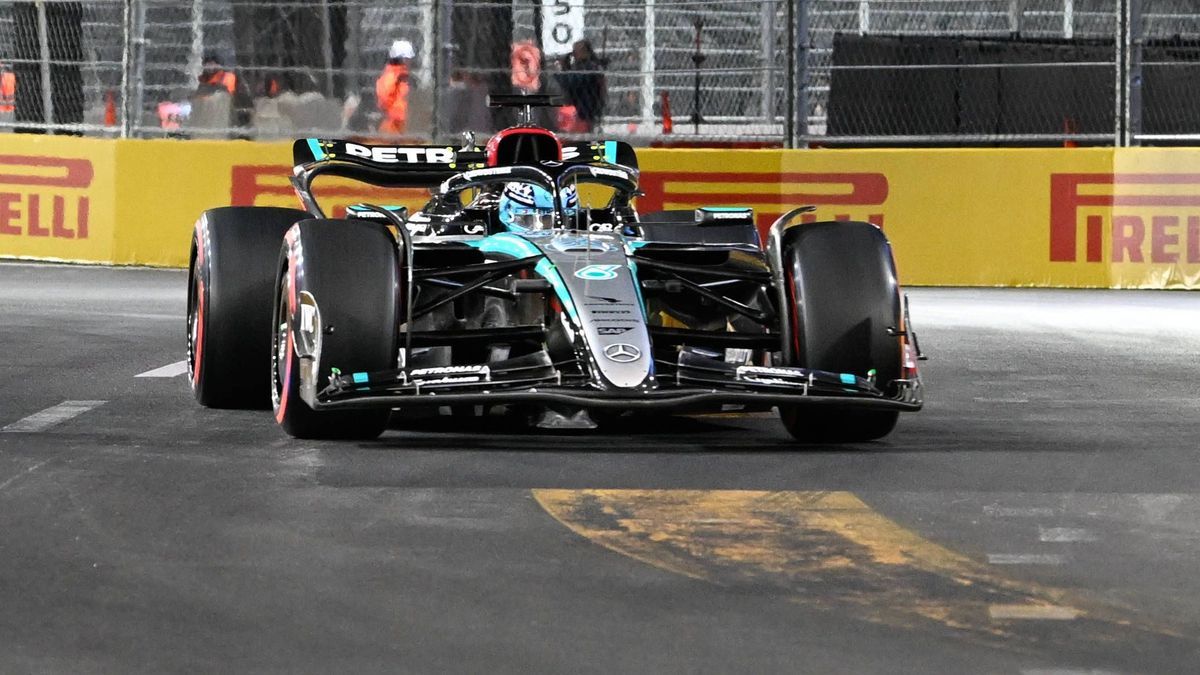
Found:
1,261 -> 1198,674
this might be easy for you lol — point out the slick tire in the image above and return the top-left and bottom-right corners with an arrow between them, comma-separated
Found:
272,219 -> 400,440
188,207 -> 309,409
777,221 -> 902,443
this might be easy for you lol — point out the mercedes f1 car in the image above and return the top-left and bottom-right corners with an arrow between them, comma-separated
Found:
187,95 -> 922,442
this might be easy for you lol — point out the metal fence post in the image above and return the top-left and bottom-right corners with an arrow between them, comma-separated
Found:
1128,0 -> 1143,146
189,0 -> 203,83
641,0 -> 656,132
1007,0 -> 1021,34
1115,0 -> 1125,145
432,0 -> 453,142
319,0 -> 336,97
785,0 -> 794,146
789,0 -> 808,148
120,0 -> 133,137
35,0 -> 53,128
345,1 -> 362,95
132,0 -> 147,137
1115,0 -> 1142,146
760,0 -> 775,125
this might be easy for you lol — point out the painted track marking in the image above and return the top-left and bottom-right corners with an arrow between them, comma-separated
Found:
533,489 -> 1189,653
1039,527 -> 1099,543
989,604 -> 1079,620
984,505 -> 1057,517
1,400 -> 106,433
1022,662 -> 1123,667
0,459 -> 51,493
988,553 -> 1068,565
135,360 -> 188,378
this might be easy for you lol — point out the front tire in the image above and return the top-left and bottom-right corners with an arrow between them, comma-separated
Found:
776,221 -> 902,443
272,219 -> 400,440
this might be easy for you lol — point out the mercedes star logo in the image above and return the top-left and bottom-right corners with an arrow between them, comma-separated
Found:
603,343 -> 641,363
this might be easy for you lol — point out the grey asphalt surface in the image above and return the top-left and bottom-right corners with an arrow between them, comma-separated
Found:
1,261 -> 1198,674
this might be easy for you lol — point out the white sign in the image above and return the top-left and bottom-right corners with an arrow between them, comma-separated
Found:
542,0 -> 586,57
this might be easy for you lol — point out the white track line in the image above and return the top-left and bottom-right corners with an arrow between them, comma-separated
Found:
0,458 -> 51,493
989,604 -> 1079,620
1039,527 -> 1099,543
135,360 -> 188,378
987,553 -> 1068,565
983,505 -> 1057,517
1021,669 -> 1122,675
2,400 -> 106,433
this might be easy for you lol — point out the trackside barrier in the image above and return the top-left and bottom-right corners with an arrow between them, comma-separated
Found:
1,136 -> 1199,289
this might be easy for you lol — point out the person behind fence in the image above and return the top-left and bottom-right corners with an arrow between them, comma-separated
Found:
0,62 -> 15,115
195,53 -> 252,127
553,39 -> 607,133
376,39 -> 415,135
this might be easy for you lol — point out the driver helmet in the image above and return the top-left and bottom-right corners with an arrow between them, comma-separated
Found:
498,182 -> 579,232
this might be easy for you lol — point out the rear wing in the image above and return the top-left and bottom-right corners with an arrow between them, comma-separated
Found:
292,139 -> 486,186
290,139 -> 488,217
290,137 -> 639,218
561,140 -> 639,171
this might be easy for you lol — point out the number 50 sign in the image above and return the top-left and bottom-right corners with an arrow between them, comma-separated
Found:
541,0 -> 586,57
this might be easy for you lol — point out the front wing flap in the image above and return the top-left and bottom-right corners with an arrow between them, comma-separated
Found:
309,359 -> 922,413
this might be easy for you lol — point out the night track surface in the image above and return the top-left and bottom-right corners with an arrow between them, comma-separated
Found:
1,261 -> 1199,674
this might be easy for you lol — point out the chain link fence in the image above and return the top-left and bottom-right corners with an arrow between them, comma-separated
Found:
0,1 -> 125,135
1,0 -> 1197,146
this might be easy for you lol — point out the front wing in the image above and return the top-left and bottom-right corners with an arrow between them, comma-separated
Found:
307,358 -> 923,413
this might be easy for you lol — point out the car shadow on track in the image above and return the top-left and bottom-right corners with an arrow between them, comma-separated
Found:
341,408 -> 892,455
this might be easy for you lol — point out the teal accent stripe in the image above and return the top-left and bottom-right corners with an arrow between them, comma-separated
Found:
603,140 -> 618,163
839,373 -> 857,385
353,372 -> 369,384
468,233 -> 573,321
534,258 -> 579,324
627,259 -> 649,322
307,138 -> 325,161
625,259 -> 653,376
474,232 -> 543,259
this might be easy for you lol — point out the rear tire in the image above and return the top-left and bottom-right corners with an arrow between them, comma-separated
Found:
272,219 -> 400,440
188,207 -> 308,409
776,221 -> 902,443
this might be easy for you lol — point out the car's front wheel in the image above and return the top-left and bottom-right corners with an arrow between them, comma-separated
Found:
776,220 -> 903,443
271,219 -> 401,440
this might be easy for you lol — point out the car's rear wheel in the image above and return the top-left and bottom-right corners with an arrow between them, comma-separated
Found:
776,221 -> 902,443
188,207 -> 308,409
271,219 -> 400,440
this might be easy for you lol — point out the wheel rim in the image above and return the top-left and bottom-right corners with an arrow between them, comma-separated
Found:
186,258 -> 202,385
270,269 -> 290,413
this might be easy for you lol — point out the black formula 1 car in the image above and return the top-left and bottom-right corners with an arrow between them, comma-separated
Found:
187,96 -> 922,441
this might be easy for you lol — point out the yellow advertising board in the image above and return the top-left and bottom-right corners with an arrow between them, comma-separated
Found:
0,135 -> 117,263
1,134 -> 1198,289
637,147 -> 1200,288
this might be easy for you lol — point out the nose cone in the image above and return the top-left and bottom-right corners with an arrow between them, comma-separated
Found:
538,234 -> 652,389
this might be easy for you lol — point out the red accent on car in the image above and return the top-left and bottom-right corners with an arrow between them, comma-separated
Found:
485,126 -> 562,167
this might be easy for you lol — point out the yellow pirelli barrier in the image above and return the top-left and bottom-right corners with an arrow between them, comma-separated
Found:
1,134 -> 1198,288
0,135 -> 118,263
